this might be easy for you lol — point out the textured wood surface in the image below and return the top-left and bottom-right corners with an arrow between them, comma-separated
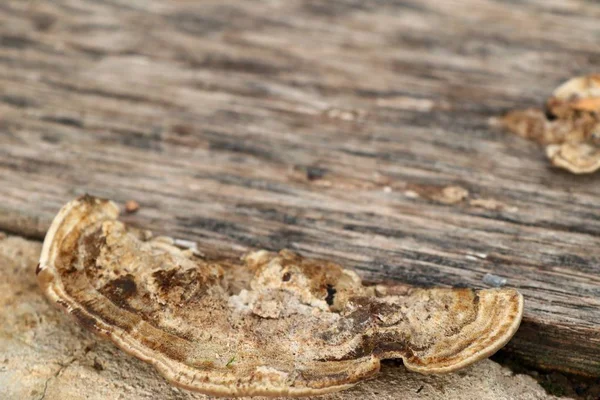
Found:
0,0 -> 599,377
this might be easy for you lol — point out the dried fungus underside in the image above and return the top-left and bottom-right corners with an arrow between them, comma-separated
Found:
501,74 -> 600,174
37,196 -> 523,397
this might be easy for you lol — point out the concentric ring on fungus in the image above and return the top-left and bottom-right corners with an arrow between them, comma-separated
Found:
38,196 -> 523,397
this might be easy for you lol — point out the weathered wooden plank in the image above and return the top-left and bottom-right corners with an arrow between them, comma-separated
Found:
0,0 -> 599,376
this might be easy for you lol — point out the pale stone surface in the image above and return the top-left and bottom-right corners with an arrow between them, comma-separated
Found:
0,234 -> 562,400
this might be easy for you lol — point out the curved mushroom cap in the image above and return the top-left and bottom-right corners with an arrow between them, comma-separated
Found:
545,74 -> 600,173
552,74 -> 600,104
38,196 -> 523,397
546,142 -> 600,174
502,74 -> 600,174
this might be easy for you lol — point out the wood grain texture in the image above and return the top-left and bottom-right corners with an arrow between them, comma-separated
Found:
0,0 -> 599,376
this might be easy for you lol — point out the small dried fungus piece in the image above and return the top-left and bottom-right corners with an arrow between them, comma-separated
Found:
37,196 -> 523,397
501,74 -> 600,174
433,185 -> 469,205
124,200 -> 140,213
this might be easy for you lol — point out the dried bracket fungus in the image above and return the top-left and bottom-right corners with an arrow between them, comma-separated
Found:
502,74 -> 600,174
37,196 -> 523,397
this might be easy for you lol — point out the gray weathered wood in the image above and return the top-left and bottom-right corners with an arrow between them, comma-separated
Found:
0,0 -> 599,376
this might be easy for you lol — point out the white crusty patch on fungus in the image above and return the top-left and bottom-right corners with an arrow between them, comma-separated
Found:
37,196 -> 523,397
501,74 -> 600,174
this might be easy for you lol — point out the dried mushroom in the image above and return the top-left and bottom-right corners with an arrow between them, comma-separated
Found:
38,196 -> 523,397
501,74 -> 600,174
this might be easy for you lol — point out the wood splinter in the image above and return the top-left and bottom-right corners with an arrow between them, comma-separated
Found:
37,196 -> 523,397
